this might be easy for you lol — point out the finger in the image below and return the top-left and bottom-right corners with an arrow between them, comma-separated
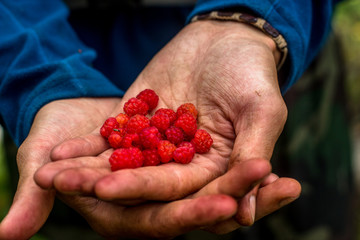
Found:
53,167 -> 109,195
191,158 -> 271,198
51,133 -> 109,161
0,171 -> 55,240
34,153 -> 111,189
52,167 -> 145,205
94,153 -> 225,201
204,177 -> 301,234
37,150 -> 226,202
60,194 -> 238,239
260,173 -> 279,187
255,177 -> 301,220
235,190 -> 258,226
190,158 -> 271,227
234,173 -> 279,226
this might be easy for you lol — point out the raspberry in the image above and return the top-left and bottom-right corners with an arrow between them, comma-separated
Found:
123,97 -> 149,116
115,113 -> 130,128
101,89 -> 214,170
155,108 -> 176,124
176,103 -> 198,119
108,128 -> 125,149
173,146 -> 195,164
120,133 -> 140,148
139,126 -> 162,149
126,114 -> 150,134
178,141 -> 195,152
191,129 -> 213,153
174,113 -> 197,138
157,140 -> 176,163
165,126 -> 184,145
136,89 -> 159,112
150,112 -> 170,133
109,147 -> 144,171
142,149 -> 161,166
100,117 -> 119,138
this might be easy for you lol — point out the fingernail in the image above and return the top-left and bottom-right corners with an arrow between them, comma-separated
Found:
250,195 -> 256,223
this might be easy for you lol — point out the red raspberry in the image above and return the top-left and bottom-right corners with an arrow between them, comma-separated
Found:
165,126 -> 184,145
178,141 -> 195,152
103,89 -> 215,170
136,89 -> 159,112
142,149 -> 161,166
109,147 -> 144,171
176,103 -> 198,119
108,128 -> 125,149
157,140 -> 176,163
150,112 -> 170,133
115,113 -> 130,128
155,108 -> 176,124
191,129 -> 213,153
126,114 -> 150,134
139,126 -> 162,149
123,97 -> 149,116
174,113 -> 197,138
120,133 -> 140,148
173,146 -> 195,164
100,117 -> 119,138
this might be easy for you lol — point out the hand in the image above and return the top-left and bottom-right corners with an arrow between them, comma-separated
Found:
43,158 -> 298,239
34,19 -> 300,235
0,98 -> 122,240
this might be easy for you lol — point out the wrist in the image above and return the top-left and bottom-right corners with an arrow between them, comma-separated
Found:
190,11 -> 286,70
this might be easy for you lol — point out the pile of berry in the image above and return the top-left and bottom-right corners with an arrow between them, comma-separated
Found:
100,89 -> 213,171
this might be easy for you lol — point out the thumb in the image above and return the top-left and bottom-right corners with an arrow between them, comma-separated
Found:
0,142 -> 55,240
229,95 -> 288,167
230,93 -> 288,226
0,175 -> 55,240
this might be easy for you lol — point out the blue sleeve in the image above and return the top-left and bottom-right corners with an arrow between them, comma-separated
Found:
187,0 -> 342,93
0,1 -> 124,146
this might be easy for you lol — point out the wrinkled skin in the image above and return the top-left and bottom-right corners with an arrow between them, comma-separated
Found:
0,21 -> 301,239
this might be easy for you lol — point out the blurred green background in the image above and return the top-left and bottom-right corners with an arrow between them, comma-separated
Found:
1,0 -> 360,239
334,0 -> 360,125
0,128 -> 9,224
333,0 -> 360,192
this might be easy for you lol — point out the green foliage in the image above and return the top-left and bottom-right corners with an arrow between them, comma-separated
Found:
333,0 -> 360,120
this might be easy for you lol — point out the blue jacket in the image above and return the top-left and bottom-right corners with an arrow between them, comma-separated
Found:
0,0 -> 341,145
